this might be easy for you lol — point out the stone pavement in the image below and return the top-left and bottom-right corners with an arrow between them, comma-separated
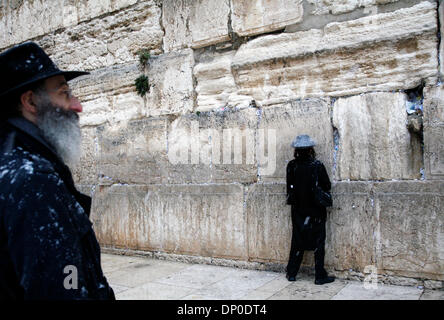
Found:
101,253 -> 444,300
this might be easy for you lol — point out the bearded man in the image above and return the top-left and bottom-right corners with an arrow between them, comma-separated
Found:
0,42 -> 114,300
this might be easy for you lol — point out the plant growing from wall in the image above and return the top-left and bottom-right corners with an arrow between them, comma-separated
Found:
137,49 -> 151,65
135,75 -> 149,97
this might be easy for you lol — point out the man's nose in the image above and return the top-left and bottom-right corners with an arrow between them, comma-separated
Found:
69,96 -> 83,113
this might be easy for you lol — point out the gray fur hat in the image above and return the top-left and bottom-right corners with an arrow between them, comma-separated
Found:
291,134 -> 316,148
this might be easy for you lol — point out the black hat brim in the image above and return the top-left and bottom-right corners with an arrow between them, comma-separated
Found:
0,70 -> 90,98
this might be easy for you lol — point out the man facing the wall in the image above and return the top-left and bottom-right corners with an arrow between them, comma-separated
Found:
0,42 -> 114,300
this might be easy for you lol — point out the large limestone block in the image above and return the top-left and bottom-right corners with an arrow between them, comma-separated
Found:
71,63 -> 145,126
307,0 -> 400,15
332,92 -> 422,180
75,50 -> 194,122
167,109 -> 259,184
258,99 -> 333,182
206,109 -> 259,183
162,0 -> 231,52
35,1 -> 163,71
78,95 -> 112,127
424,85 -> 444,126
0,0 -> 138,49
424,125 -> 444,178
70,63 -> 141,100
325,182 -> 377,272
423,85 -> 444,179
166,115 -> 212,184
193,51 -> 253,112
440,1 -> 444,79
231,0 -> 304,36
72,127 -> 98,186
232,2 -> 437,103
91,184 -> 248,260
145,49 -> 195,117
97,118 -> 169,185
245,183 -> 291,263
373,181 -> 444,280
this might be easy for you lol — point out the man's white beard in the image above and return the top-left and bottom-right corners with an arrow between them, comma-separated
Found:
35,99 -> 82,169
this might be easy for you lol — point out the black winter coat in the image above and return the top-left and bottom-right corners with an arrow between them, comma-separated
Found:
0,117 -> 115,300
286,158 -> 331,251
286,158 -> 331,219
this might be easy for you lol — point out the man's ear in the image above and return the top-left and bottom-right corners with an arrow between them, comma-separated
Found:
20,90 -> 38,115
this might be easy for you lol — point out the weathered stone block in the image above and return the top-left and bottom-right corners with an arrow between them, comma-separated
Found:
423,84 -> 444,180
162,0 -> 231,52
71,63 -> 140,99
194,51 -> 253,112
325,182 -> 377,272
424,125 -> 444,178
97,118 -> 169,185
71,63 -> 146,126
232,2 -> 437,103
167,109 -> 259,184
71,49 -> 194,125
72,127 -> 98,186
91,184 -> 248,260
245,183 -> 291,263
34,1 -> 163,71
167,116 -> 213,184
373,181 -> 444,280
307,0 -> 401,15
423,85 -> 444,126
258,99 -> 333,182
231,0 -> 304,36
439,0 -> 444,79
207,109 -> 259,183
78,95 -> 112,127
112,92 -> 145,124
0,0 -> 138,49
332,92 -> 422,180
145,49 -> 195,117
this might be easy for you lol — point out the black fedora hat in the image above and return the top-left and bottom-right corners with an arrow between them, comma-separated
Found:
0,42 -> 89,98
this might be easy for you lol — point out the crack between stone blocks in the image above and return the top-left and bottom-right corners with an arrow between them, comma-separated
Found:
329,97 -> 340,181
436,0 -> 442,84
156,0 -> 165,54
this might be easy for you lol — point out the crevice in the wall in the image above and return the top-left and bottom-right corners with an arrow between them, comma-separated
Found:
436,0 -> 442,84
329,97 -> 340,181
405,83 -> 425,180
156,0 -> 165,55
190,49 -> 199,114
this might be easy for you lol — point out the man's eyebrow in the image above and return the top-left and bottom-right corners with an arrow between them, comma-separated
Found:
57,81 -> 69,89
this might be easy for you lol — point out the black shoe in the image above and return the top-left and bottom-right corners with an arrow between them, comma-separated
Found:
286,274 -> 296,281
315,276 -> 335,285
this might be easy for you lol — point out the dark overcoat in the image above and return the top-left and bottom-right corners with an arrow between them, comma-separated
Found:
0,117 -> 114,300
286,158 -> 331,250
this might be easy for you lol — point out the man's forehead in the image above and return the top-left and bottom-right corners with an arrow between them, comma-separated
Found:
45,75 -> 68,89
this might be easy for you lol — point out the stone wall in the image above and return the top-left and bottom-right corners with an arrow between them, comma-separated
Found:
2,0 -> 443,287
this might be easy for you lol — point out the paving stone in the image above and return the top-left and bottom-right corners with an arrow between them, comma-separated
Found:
331,282 -> 423,300
269,277 -> 348,300
194,269 -> 281,299
254,275 -> 292,293
109,284 -> 131,295
106,259 -> 189,288
116,282 -> 196,300
154,264 -> 237,289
